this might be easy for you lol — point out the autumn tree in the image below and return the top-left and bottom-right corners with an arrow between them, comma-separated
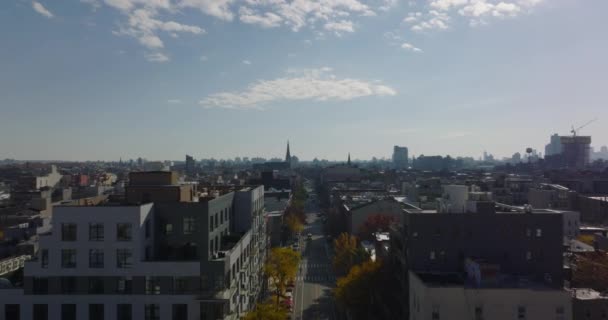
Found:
244,300 -> 289,320
332,233 -> 369,276
285,213 -> 304,235
265,247 -> 301,306
358,214 -> 399,240
334,260 -> 383,320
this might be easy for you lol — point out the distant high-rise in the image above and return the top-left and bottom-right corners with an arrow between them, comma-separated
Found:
545,134 -> 563,157
185,154 -> 195,175
560,135 -> 591,168
392,146 -> 409,170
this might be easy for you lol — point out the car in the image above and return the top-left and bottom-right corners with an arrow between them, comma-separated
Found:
286,287 -> 293,294
292,243 -> 299,250
307,233 -> 312,241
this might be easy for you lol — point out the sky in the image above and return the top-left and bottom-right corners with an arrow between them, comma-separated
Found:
1,0 -> 607,161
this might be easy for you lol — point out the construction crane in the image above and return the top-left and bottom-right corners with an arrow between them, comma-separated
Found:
571,118 -> 597,137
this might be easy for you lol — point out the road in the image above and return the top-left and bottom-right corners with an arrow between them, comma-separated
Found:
293,197 -> 336,320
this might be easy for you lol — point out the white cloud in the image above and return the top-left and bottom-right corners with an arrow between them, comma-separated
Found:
239,7 -> 283,28
179,0 -> 235,21
81,0 -> 102,11
242,59 -> 252,65
200,67 -> 396,110
324,20 -> 355,34
32,1 -> 54,18
401,42 -> 422,52
113,8 -> 205,50
167,99 -> 182,104
145,52 -> 170,62
200,55 -> 208,61
410,10 -> 450,32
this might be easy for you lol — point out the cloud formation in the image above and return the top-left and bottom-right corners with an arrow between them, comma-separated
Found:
145,52 -> 170,62
200,67 -> 396,110
401,42 -> 422,52
32,1 -> 54,18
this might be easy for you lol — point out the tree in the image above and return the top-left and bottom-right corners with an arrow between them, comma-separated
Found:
334,260 -> 383,320
265,247 -> 301,306
358,214 -> 399,241
285,213 -> 304,235
333,233 -> 368,276
244,300 -> 289,320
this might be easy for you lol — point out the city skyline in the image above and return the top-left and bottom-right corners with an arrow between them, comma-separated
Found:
1,0 -> 608,161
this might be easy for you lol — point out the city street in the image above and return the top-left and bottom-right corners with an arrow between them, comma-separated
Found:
292,198 -> 336,320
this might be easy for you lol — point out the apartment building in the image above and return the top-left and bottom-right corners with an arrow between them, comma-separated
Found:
0,182 -> 266,320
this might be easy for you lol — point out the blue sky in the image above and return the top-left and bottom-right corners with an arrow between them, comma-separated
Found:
1,0 -> 607,161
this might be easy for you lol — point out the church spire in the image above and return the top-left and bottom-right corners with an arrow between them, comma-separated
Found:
285,140 -> 291,162
347,153 -> 351,166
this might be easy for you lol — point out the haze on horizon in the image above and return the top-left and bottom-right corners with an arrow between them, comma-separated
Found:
1,0 -> 607,162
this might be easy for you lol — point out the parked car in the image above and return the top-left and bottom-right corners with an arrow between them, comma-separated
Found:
307,233 -> 312,241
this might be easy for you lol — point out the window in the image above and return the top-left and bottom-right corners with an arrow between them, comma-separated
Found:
165,223 -> 173,235
89,304 -> 104,320
117,304 -> 132,320
62,223 -> 77,241
184,217 -> 196,234
209,216 -> 213,232
33,277 -> 48,294
61,277 -> 77,294
146,276 -> 161,294
5,305 -> 20,320
89,249 -> 104,268
117,249 -> 133,268
89,277 -> 104,294
220,210 -> 224,224
474,306 -> 483,320
117,223 -> 132,241
536,228 -> 542,237
89,223 -> 104,241
210,239 -> 214,254
145,220 -> 151,239
174,277 -> 188,293
518,306 -> 526,320
432,305 -> 440,320
145,304 -> 160,320
430,251 -> 436,260
61,249 -> 77,268
61,304 -> 77,320
41,249 -> 48,268
173,304 -> 188,320
526,251 -> 532,261
117,277 -> 133,294
33,304 -> 48,320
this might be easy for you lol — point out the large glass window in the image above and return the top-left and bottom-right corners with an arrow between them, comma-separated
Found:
117,249 -> 133,268
5,305 -> 20,320
33,304 -> 48,320
33,277 -> 48,294
145,304 -> 160,320
61,304 -> 76,320
174,277 -> 188,293
89,249 -> 104,268
117,304 -> 132,320
165,223 -> 173,235
88,277 -> 104,294
61,223 -> 77,241
89,223 -> 104,241
117,223 -> 132,241
61,249 -> 77,268
183,217 -> 196,234
60,277 -> 77,294
172,304 -> 188,320
41,249 -> 48,268
89,304 -> 104,320
117,277 -> 133,294
145,276 -> 161,295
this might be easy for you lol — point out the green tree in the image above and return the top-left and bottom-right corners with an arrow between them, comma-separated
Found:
265,247 -> 301,305
244,300 -> 289,320
334,260 -> 383,320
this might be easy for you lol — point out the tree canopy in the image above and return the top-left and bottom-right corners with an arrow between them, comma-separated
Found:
334,260 -> 383,319
243,300 -> 289,320
358,214 -> 398,240
333,233 -> 368,276
265,247 -> 301,305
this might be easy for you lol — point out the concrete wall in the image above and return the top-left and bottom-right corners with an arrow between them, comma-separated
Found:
409,272 -> 572,320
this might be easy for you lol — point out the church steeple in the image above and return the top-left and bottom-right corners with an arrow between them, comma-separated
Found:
285,140 -> 291,162
347,153 -> 351,166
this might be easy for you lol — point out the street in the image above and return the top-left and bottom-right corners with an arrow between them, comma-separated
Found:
293,197 -> 336,320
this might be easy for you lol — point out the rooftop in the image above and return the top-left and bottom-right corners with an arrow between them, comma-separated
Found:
572,288 -> 608,300
416,272 -> 555,290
